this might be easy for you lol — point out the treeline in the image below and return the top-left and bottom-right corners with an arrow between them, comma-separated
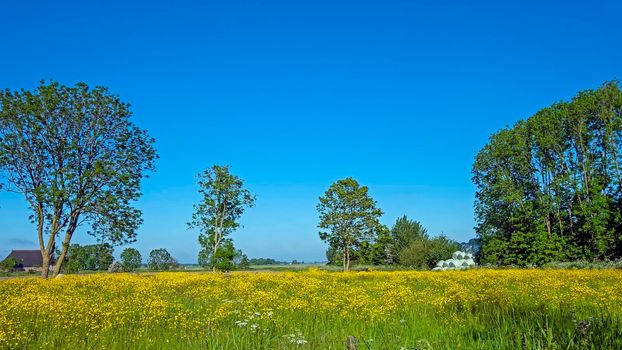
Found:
61,245 -> 182,273
317,177 -> 462,271
325,215 -> 459,269
473,81 -> 622,265
248,258 -> 290,265
64,244 -> 114,273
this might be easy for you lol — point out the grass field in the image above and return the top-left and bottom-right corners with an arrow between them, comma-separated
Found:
0,269 -> 621,349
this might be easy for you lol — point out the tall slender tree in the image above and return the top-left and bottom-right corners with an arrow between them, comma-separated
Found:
188,165 -> 255,271
317,177 -> 384,271
0,81 -> 157,277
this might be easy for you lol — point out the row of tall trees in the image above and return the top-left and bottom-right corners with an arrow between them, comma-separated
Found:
318,178 -> 458,271
63,245 -> 181,273
473,81 -> 622,265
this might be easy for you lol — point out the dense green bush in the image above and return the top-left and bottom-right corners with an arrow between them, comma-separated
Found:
399,235 -> 459,269
198,239 -> 249,271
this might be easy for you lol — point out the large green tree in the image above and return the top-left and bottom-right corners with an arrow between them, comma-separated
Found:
473,81 -> 622,265
0,82 -> 157,277
188,165 -> 255,271
317,177 -> 384,271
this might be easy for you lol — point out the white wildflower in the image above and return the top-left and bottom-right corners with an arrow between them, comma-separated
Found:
284,330 -> 307,346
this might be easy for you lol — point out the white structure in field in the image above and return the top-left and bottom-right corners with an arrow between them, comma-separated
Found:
432,250 -> 476,271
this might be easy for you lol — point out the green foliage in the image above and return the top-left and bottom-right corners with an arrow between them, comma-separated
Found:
120,248 -> 142,272
325,246 -> 342,265
63,244 -> 114,273
399,235 -> 459,269
188,165 -> 255,271
317,177 -> 385,271
398,240 -> 428,268
473,81 -> 622,265
0,81 -> 157,277
426,235 -> 460,267
369,225 -> 396,265
198,239 -> 248,271
391,215 -> 429,252
236,253 -> 250,270
0,257 -> 18,272
147,248 -> 179,271
248,258 -> 288,265
379,216 -> 459,269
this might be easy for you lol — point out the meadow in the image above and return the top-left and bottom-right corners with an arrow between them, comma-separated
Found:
0,269 -> 621,349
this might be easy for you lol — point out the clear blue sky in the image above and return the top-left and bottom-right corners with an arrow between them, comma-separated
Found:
1,0 -> 621,263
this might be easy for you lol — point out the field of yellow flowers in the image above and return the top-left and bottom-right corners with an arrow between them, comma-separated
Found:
1,269 -> 621,349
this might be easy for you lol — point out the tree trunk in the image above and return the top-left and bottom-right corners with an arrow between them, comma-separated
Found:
344,247 -> 350,272
41,252 -> 51,278
545,214 -> 552,239
212,199 -> 227,272
52,239 -> 70,277
36,204 -> 49,278
212,239 -> 217,273
52,214 -> 79,276
212,228 -> 219,272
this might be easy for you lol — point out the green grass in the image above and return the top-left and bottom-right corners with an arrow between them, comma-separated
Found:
19,305 -> 621,349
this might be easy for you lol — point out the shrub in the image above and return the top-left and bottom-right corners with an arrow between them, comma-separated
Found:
399,235 -> 459,269
0,257 -> 18,272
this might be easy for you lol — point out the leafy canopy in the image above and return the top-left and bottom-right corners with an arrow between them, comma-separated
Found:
188,165 -> 255,270
120,248 -> 142,272
317,177 -> 384,271
391,215 -> 429,252
0,81 -> 157,276
147,248 -> 178,271
473,81 -> 622,265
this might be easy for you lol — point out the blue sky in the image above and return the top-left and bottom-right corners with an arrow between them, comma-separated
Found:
1,0 -> 621,263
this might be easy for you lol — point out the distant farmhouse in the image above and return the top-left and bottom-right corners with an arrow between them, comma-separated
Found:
4,250 -> 48,272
